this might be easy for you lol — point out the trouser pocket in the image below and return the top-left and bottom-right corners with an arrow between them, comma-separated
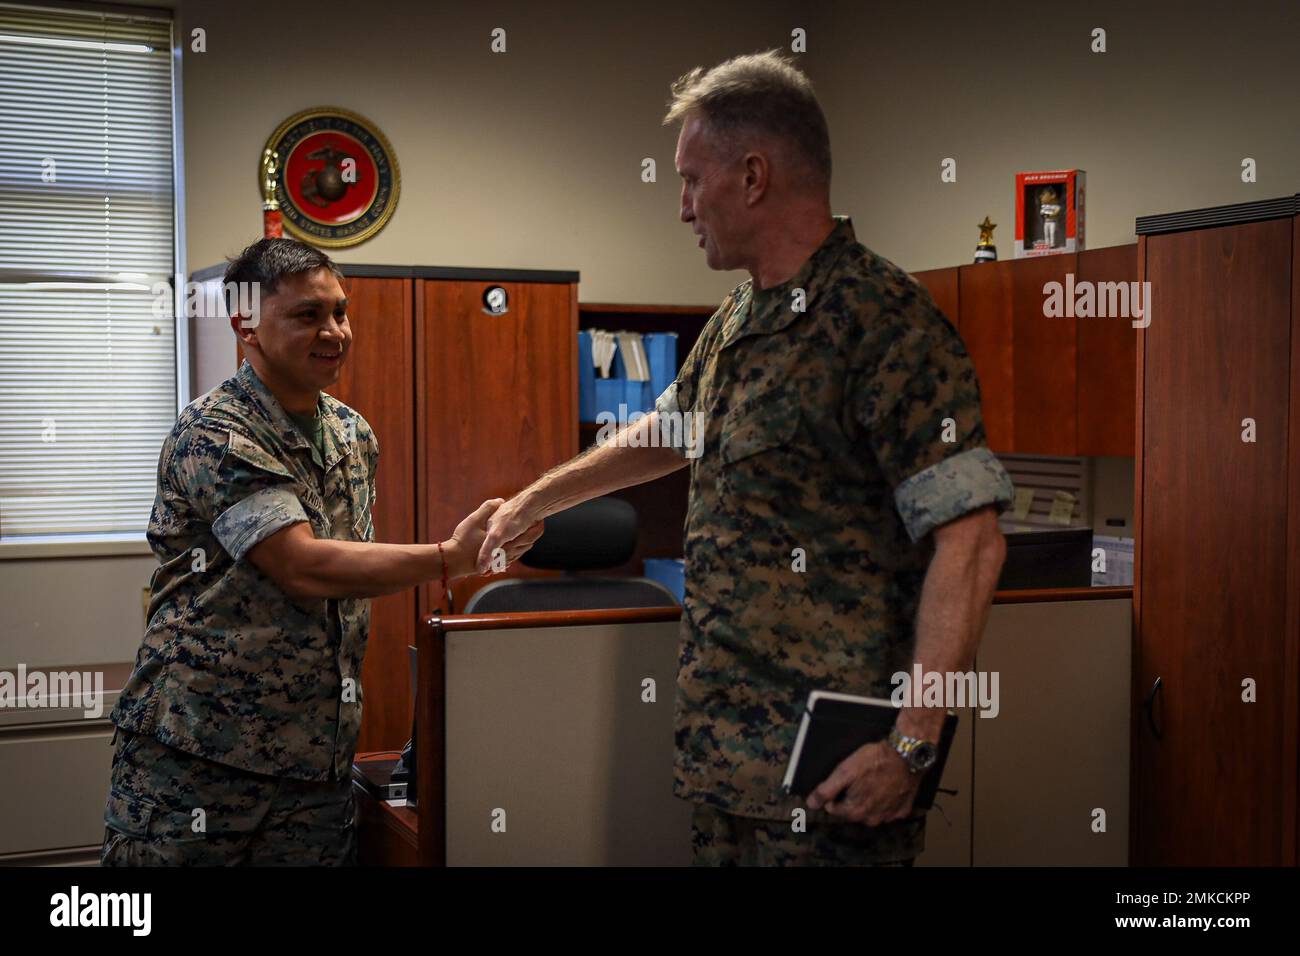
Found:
100,787 -> 156,866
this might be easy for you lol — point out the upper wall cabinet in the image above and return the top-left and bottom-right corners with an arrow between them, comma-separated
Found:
913,244 -> 1137,457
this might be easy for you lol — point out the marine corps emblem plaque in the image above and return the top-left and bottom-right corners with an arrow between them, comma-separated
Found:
259,107 -> 400,248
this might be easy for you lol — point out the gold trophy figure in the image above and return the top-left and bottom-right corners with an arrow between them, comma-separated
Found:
974,216 -> 998,264
261,147 -> 283,239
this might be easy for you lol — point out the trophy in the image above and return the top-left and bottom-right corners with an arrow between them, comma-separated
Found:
261,147 -> 283,239
974,216 -> 997,264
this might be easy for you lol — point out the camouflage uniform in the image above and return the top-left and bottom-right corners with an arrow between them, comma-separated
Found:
690,804 -> 914,867
101,729 -> 355,866
102,359 -> 379,865
656,216 -> 1013,865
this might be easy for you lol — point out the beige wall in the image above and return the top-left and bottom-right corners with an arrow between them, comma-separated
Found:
817,0 -> 1300,272
8,0 -> 1292,674
176,0 -> 1300,383
179,0 -> 1300,282
178,0 -> 802,301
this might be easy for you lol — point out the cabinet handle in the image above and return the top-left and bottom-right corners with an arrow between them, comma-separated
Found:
1143,676 -> 1163,740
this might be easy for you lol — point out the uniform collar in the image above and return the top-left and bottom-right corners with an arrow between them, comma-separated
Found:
234,359 -> 353,470
722,215 -> 858,350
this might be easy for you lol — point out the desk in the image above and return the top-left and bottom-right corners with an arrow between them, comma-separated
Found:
359,606 -> 684,866
355,589 -> 1132,866
353,754 -> 419,867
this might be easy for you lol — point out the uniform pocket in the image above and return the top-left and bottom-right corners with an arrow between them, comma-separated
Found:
104,787 -> 155,839
719,386 -> 802,465
351,507 -> 374,543
223,430 -> 296,479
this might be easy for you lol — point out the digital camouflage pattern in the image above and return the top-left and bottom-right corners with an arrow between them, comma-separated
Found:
656,216 -> 1014,858
101,729 -> 355,866
690,802 -> 917,866
109,359 -> 379,782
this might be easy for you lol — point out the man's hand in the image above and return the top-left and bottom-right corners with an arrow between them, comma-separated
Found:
441,498 -> 543,580
476,492 -> 545,574
804,740 -> 922,825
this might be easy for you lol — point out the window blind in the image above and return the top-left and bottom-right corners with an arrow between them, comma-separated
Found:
0,3 -> 176,538
996,452 -> 1090,527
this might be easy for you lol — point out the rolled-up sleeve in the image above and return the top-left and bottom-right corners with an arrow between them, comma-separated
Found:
653,382 -> 691,459
165,422 -> 310,561
894,446 -> 1014,543
654,380 -> 680,417
213,486 -> 310,561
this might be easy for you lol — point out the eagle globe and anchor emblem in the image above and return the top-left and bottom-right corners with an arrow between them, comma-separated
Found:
260,107 -> 400,248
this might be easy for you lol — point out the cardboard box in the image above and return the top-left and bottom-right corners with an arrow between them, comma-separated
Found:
1015,169 -> 1085,257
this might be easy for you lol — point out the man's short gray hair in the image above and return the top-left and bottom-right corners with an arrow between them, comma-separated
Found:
663,50 -> 831,187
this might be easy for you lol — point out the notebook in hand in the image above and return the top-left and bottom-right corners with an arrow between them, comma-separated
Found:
782,690 -> 959,811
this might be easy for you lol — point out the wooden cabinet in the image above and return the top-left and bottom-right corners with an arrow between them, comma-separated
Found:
328,277 -> 417,756
961,255 -> 1076,453
1076,246 -> 1138,456
1133,196 -> 1300,865
911,266 -> 959,332
417,278 -> 578,616
913,247 -> 1136,456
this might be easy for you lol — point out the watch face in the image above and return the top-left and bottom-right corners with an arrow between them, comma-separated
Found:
911,743 -> 938,771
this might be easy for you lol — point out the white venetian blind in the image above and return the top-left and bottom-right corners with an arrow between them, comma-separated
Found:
0,3 -> 176,538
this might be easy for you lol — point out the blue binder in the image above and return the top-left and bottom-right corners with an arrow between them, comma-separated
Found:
577,330 -> 596,422
586,332 -> 655,418
643,332 -> 678,400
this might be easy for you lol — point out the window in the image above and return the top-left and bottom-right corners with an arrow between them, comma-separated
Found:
0,2 -> 178,539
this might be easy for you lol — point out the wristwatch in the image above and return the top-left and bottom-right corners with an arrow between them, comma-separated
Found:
888,726 -> 938,774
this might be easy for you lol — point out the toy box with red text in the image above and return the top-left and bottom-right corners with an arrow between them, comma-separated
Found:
1015,169 -> 1085,257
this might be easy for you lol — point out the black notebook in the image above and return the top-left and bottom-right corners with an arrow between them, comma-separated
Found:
782,691 -> 959,811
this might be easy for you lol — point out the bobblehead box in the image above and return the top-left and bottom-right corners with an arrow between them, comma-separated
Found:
1015,169 -> 1085,257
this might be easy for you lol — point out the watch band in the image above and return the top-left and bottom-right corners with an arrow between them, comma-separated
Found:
888,726 -> 936,773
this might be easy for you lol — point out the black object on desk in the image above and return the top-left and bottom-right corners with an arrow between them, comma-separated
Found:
996,525 -> 1094,589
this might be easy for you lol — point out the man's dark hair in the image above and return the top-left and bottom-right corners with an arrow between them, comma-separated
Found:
222,237 -> 343,317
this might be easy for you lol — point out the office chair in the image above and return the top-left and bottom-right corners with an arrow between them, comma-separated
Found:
463,496 -> 678,612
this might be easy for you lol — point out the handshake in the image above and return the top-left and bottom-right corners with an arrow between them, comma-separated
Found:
441,494 -> 546,581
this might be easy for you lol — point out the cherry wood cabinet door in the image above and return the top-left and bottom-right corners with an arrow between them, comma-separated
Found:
417,279 -> 577,615
1135,219 -> 1294,865
1076,245 -> 1138,457
959,255 -> 1076,453
911,266 -> 960,332
329,277 -> 417,753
